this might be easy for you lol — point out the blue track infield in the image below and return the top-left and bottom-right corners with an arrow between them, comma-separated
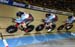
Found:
0,32 -> 75,47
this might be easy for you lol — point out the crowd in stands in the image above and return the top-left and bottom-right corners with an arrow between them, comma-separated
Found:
13,0 -> 75,12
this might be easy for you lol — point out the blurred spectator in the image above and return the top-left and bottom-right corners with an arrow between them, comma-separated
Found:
13,0 -> 75,12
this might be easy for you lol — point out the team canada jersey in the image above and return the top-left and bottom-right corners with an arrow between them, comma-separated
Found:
15,13 -> 29,23
66,16 -> 75,24
44,14 -> 56,23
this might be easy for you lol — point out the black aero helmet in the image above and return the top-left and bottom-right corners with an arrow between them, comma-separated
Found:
68,16 -> 72,19
16,11 -> 24,17
45,13 -> 51,17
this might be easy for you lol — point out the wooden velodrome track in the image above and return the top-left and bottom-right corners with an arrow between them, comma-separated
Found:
0,4 -> 75,39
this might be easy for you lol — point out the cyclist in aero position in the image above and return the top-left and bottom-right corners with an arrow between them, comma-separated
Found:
13,11 -> 34,32
57,14 -> 75,32
43,13 -> 58,32
64,15 -> 75,30
65,14 -> 75,35
65,15 -> 75,24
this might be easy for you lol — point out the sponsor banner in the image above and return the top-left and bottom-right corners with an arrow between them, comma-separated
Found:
13,2 -> 27,8
28,5 -> 44,11
62,12 -> 73,16
0,0 -> 9,4
28,5 -> 73,15
0,0 -> 28,8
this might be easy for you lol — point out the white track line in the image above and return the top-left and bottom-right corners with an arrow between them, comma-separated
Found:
3,39 -> 9,47
0,33 -> 9,47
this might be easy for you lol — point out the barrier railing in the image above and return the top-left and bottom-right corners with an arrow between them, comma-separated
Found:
0,0 -> 73,16
0,33 -> 9,47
